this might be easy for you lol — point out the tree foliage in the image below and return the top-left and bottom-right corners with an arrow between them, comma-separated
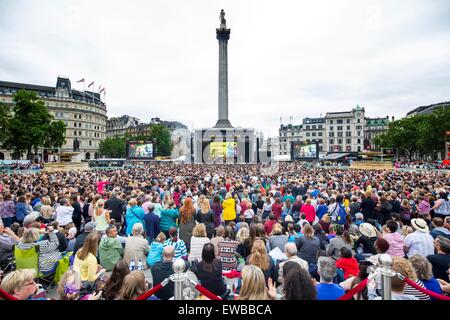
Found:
149,124 -> 172,156
375,106 -> 450,160
99,136 -> 127,158
1,89 -> 66,159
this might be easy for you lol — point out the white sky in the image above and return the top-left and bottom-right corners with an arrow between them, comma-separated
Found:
0,0 -> 449,138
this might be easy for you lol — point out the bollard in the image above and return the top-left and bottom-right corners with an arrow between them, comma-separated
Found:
172,258 -> 186,300
378,254 -> 395,300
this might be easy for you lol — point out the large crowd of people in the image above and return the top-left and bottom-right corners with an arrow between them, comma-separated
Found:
0,162 -> 449,300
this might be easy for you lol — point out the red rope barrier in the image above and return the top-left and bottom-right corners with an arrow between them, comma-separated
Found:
194,283 -> 222,300
0,287 -> 18,300
135,279 -> 168,300
337,278 -> 369,300
402,277 -> 450,301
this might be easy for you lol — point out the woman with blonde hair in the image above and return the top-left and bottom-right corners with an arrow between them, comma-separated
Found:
268,223 -> 288,252
246,239 -> 277,285
195,196 -> 215,238
125,198 -> 145,236
117,270 -> 147,300
0,269 -> 38,300
179,197 -> 196,250
40,197 -> 55,223
392,257 -> 430,300
238,265 -> 272,300
93,199 -> 110,235
189,223 -> 210,262
73,233 -> 105,283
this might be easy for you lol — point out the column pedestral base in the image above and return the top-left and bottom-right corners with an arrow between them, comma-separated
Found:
213,119 -> 233,128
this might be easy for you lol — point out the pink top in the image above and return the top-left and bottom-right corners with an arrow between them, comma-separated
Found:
301,204 -> 316,223
96,181 -> 109,195
383,232 -> 405,257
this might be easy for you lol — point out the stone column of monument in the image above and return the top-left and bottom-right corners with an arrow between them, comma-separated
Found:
214,9 -> 233,128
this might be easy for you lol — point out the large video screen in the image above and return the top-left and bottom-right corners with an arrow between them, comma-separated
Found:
209,142 -> 238,158
291,142 -> 319,160
127,141 -> 154,159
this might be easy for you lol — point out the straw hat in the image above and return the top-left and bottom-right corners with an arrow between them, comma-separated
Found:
411,218 -> 429,233
359,223 -> 377,238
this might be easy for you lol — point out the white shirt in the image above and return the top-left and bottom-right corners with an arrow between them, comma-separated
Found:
55,205 -> 74,227
404,231 -> 434,258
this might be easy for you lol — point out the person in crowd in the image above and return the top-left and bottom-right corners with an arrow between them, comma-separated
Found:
339,260 -> 372,300
195,196 -> 215,239
163,227 -> 187,260
431,192 -> 450,220
246,239 -> 277,285
160,200 -> 179,238
410,255 -> 443,298
142,203 -> 160,245
427,236 -> 450,282
73,221 -> 96,254
211,195 -> 223,228
210,226 -> 224,256
92,199 -> 110,236
151,246 -> 177,300
268,223 -> 288,252
382,220 -> 405,257
430,217 -> 450,240
264,213 -> 277,236
103,260 -> 130,300
222,192 -> 236,226
0,269 -> 39,300
66,226 -> 77,252
391,257 -> 430,300
326,224 -> 353,260
117,270 -> 147,300
125,198 -> 145,237
315,256 -> 345,300
355,223 -> 378,258
0,193 -> 16,228
238,265 -> 272,300
105,191 -> 126,233
295,224 -> 320,276
271,198 -> 283,221
281,262 -> 317,300
147,232 -> 166,267
300,198 -> 316,224
17,226 -> 61,275
404,218 -> 435,258
189,223 -> 211,262
361,191 -> 376,221
55,198 -> 74,228
277,242 -> 309,291
39,197 -> 55,224
123,223 -> 150,269
73,233 -> 105,283
336,247 -> 360,280
192,243 -> 227,298
179,197 -> 196,251
99,225 -> 123,271
70,194 -> 83,233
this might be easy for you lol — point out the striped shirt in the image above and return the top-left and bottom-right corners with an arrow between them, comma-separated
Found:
218,239 -> 239,272
163,238 -> 187,260
404,280 -> 430,300
188,236 -> 210,262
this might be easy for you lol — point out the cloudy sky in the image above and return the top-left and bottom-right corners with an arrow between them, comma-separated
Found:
0,0 -> 449,138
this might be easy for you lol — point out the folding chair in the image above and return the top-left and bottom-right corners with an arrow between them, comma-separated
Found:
13,245 -> 56,290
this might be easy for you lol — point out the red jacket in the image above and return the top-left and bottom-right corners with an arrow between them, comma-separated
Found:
301,204 -> 316,223
336,257 -> 360,279
264,220 -> 276,236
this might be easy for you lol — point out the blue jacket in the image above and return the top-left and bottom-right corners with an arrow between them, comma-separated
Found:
144,212 -> 160,242
125,206 -> 145,236
15,202 -> 29,222
147,242 -> 164,267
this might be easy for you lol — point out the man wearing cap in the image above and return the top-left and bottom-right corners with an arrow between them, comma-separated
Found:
73,221 -> 96,254
404,218 -> 434,258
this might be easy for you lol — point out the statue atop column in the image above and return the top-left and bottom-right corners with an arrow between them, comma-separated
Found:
219,9 -> 226,29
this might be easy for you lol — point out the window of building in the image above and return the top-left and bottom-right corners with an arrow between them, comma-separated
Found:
357,119 -> 361,123
346,126 -> 350,130
306,125 -> 310,130
347,119 -> 350,124
330,126 -> 334,131
346,132 -> 351,137
338,139 -> 342,144
356,125 -> 362,130
337,132 -> 343,137
312,132 -> 316,136
329,120 -> 333,124
319,139 -> 323,143
73,131 -> 77,136
306,132 -> 310,137
79,131 -> 82,136
357,131 -> 361,136
312,125 -> 316,130
357,146 -> 361,152
318,132 -> 322,136
329,132 -> 334,137
357,138 -> 361,144
337,126 -> 343,131
330,139 -> 334,144
347,138 -> 351,144
337,119 -> 343,124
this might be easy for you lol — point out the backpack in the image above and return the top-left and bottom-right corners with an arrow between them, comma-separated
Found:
335,204 -> 347,225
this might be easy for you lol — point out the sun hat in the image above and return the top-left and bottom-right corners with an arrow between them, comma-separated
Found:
411,218 -> 429,233
359,223 -> 377,238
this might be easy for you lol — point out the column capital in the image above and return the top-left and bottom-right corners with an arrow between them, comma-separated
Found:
216,28 -> 230,41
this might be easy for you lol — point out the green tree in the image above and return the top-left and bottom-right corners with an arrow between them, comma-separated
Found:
44,121 -> 67,150
0,103 -> 11,144
99,136 -> 126,158
149,124 -> 172,156
1,89 -> 66,159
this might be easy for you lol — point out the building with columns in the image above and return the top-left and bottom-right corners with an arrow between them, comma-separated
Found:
0,76 -> 107,161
